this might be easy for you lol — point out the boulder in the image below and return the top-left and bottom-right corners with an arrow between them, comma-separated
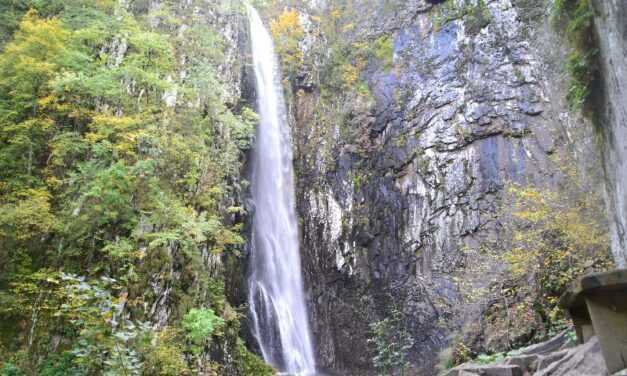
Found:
443,364 -> 523,376
446,335 -> 609,376
504,355 -> 539,373
534,349 -> 569,371
535,336 -> 607,376
518,331 -> 572,356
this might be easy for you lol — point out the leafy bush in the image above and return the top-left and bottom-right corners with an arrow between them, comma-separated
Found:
233,339 -> 274,376
0,363 -> 24,376
431,0 -> 492,35
436,341 -> 471,371
140,329 -> 190,376
368,308 -> 414,375
270,8 -> 305,76
501,183 -> 612,330
552,0 -> 598,109
441,154 -> 612,365
372,35 -> 394,70
182,308 -> 225,353
468,168 -> 612,353
39,352 -> 83,376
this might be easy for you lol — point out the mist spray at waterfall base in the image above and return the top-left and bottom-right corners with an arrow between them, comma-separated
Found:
246,6 -> 317,375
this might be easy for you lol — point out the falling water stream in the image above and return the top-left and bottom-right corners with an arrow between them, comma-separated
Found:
246,6 -> 317,375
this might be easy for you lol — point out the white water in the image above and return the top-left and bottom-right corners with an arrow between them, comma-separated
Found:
246,6 -> 317,375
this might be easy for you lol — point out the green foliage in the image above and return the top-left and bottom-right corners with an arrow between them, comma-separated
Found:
474,160 -> 612,352
272,3 -> 392,98
552,0 -> 597,109
0,363 -> 24,376
502,182 -> 611,330
432,0 -> 459,31
319,31 -> 379,96
0,0 -> 261,374
465,0 -> 492,35
182,308 -> 224,354
436,341 -> 471,371
39,352 -> 83,376
0,272 -> 152,375
372,35 -> 394,71
0,0 -> 90,46
440,329 -> 573,370
233,339 -> 275,376
140,328 -> 190,376
432,0 -> 492,34
368,308 -> 414,375
474,351 -> 508,365
441,155 -> 612,364
565,47 -> 597,109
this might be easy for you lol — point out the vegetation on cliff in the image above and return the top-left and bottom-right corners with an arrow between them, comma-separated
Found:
0,1 -> 269,374
552,0 -> 598,109
441,158 -> 612,369
270,8 -> 305,77
0,0 -> 616,374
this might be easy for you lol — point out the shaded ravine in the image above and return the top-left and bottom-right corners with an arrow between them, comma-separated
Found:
246,5 -> 317,375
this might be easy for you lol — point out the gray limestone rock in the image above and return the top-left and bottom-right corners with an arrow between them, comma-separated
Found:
535,337 -> 607,376
592,0 -> 627,267
518,331 -> 572,356
444,364 -> 523,376
273,0 -> 610,374
450,336 -> 609,376
504,355 -> 539,373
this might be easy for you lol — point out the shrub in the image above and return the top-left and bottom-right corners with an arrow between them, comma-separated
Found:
234,339 -> 274,376
474,176 -> 612,351
372,35 -> 394,70
0,363 -> 24,376
552,0 -> 598,109
368,308 -> 414,375
502,183 -> 612,330
181,308 -> 224,354
270,8 -> 305,76
436,341 -> 471,371
140,329 -> 190,376
431,0 -> 492,35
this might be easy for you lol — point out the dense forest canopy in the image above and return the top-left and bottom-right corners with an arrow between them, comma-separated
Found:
0,1 -> 272,374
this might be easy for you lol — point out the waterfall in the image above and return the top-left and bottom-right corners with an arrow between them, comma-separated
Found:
246,6 -> 317,375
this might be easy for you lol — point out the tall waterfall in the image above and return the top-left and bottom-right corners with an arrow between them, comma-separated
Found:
246,6 -> 317,375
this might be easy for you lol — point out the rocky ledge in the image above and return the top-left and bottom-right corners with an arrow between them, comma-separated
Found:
443,331 -> 627,376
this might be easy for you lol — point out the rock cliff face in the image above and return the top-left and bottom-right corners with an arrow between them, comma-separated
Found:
132,1 -> 256,371
86,0 -> 625,374
262,0 -> 605,374
138,0 -> 240,316
592,0 -> 627,267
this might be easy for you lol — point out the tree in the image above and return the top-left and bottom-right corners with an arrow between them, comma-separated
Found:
368,308 -> 414,375
270,8 -> 304,76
